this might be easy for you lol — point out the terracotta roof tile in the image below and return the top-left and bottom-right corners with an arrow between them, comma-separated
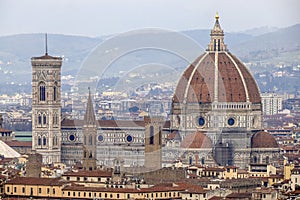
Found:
251,131 -> 279,148
0,128 -> 12,133
5,140 -> 32,147
6,177 -> 66,186
180,132 -> 212,149
173,52 -> 261,104
63,169 -> 112,177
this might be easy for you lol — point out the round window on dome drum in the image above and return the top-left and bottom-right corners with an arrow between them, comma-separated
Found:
98,135 -> 104,142
198,117 -> 205,126
228,118 -> 235,126
126,135 -> 133,143
69,134 -> 75,141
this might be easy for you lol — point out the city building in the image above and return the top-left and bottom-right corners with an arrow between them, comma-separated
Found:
261,93 -> 282,115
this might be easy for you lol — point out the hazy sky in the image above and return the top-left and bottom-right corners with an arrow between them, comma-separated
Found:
1,0 -> 300,37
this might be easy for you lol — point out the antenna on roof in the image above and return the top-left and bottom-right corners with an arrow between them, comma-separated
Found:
45,33 -> 48,56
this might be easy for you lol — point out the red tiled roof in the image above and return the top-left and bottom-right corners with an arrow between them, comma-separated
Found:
0,174 -> 6,179
251,131 -> 279,148
203,167 -> 225,172
31,54 -> 62,60
166,131 -> 181,140
209,196 -> 226,200
180,132 -> 212,149
181,184 -> 207,194
0,128 -> 12,133
63,185 -> 138,193
5,140 -> 32,147
226,192 -> 251,198
173,52 -> 261,104
63,169 -> 112,177
6,177 -> 66,186
63,182 -> 194,193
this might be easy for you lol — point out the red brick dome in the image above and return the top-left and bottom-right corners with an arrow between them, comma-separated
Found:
251,131 -> 279,148
173,52 -> 261,104
180,131 -> 212,149
172,15 -> 260,104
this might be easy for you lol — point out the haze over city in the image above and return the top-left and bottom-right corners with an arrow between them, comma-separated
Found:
1,0 -> 300,36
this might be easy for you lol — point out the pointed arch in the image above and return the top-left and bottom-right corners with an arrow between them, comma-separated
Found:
43,114 -> 47,125
39,82 -> 46,101
43,137 -> 47,146
53,81 -> 58,101
89,134 -> 93,145
38,114 -> 42,125
38,136 -> 41,146
150,126 -> 154,145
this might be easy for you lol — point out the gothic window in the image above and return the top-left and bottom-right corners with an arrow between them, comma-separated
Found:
38,136 -> 41,145
159,127 -> 162,145
39,82 -> 46,101
38,115 -> 42,125
53,114 -> 56,125
176,115 -> 181,125
201,157 -> 205,165
84,136 -> 86,145
266,156 -> 270,164
56,114 -> 58,125
218,39 -> 220,51
150,126 -> 154,145
89,135 -> 93,145
189,156 -> 193,165
43,115 -> 47,125
53,136 -> 57,146
43,137 -> 47,146
53,113 -> 58,126
213,39 -> 216,51
253,156 -> 257,163
53,83 -> 57,101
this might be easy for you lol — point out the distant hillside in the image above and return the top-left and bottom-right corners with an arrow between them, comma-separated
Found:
240,26 -> 279,36
0,34 -> 101,81
231,24 -> 300,63
0,23 -> 299,95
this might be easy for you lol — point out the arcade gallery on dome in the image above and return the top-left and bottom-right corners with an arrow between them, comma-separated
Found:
163,14 -> 280,169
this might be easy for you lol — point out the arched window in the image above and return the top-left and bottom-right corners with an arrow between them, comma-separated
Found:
159,127 -> 162,145
150,126 -> 154,145
39,82 -> 46,101
201,157 -> 205,165
43,137 -> 47,146
38,136 -> 41,145
53,84 -> 57,101
266,156 -> 270,164
189,156 -> 193,165
38,115 -> 42,125
84,136 -> 86,145
43,115 -> 47,124
53,115 -> 55,125
253,156 -> 257,163
89,135 -> 93,145
53,113 -> 58,125
213,39 -> 216,51
53,136 -> 57,146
